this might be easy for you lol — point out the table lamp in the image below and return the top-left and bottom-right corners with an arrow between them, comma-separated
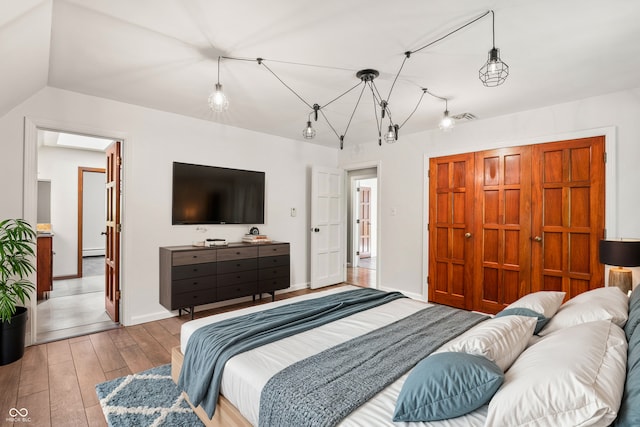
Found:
599,240 -> 640,294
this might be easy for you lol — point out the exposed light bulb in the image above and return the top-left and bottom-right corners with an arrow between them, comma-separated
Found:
302,121 -> 316,139
479,47 -> 509,87
208,83 -> 229,112
384,125 -> 397,143
439,110 -> 455,131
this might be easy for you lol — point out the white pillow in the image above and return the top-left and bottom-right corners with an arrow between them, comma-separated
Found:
539,286 -> 629,336
434,316 -> 537,372
486,320 -> 627,427
504,291 -> 566,318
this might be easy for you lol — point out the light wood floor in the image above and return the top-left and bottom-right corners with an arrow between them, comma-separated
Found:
0,282 -> 361,427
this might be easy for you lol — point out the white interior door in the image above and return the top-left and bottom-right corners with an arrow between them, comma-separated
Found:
310,166 -> 345,289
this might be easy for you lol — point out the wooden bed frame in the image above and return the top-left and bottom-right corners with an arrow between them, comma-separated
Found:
171,346 -> 251,427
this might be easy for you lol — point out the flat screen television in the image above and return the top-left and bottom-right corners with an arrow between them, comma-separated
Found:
172,162 -> 265,225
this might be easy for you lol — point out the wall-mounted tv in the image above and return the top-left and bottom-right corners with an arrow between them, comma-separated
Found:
172,162 -> 265,225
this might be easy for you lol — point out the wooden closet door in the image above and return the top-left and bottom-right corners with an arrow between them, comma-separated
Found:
428,154 -> 475,309
474,147 -> 532,313
531,137 -> 605,297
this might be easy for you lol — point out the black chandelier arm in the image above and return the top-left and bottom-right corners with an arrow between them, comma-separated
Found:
386,53 -> 409,104
321,80 -> 365,109
318,108 -> 342,140
398,88 -> 428,129
258,59 -> 314,110
369,83 -> 383,143
408,10 -> 491,55
369,81 -> 393,124
339,81 -> 369,142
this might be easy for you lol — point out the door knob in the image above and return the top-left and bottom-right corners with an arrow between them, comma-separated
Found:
311,227 -> 320,233
101,231 -> 107,236
464,232 -> 472,239
533,236 -> 542,242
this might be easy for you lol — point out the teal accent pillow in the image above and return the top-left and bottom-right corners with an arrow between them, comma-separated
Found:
496,307 -> 549,334
393,352 -> 504,422
625,287 -> 640,340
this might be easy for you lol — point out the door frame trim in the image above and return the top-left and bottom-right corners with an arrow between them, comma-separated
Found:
423,125 -> 618,302
78,167 -> 106,278
23,117 -> 129,345
341,161 -> 382,291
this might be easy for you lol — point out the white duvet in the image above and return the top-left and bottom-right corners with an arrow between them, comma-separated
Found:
180,286 -> 487,426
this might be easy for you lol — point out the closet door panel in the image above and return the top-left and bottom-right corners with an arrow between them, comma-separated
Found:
531,137 -> 605,297
429,154 -> 474,309
473,147 -> 531,314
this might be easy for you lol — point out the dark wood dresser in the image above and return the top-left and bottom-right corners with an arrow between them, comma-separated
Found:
159,242 -> 290,318
37,234 -> 53,300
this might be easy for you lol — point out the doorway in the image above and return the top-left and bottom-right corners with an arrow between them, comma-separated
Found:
35,130 -> 120,342
346,167 -> 379,288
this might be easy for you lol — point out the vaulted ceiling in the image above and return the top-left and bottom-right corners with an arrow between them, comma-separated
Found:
3,0 -> 640,148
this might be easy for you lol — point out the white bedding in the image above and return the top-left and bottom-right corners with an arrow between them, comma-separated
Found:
180,286 -> 487,426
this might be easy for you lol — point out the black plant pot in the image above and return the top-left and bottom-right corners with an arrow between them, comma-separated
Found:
0,306 -> 28,366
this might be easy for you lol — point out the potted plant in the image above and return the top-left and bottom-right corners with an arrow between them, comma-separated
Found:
0,219 -> 36,365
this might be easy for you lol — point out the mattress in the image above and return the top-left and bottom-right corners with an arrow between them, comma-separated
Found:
180,286 -> 487,426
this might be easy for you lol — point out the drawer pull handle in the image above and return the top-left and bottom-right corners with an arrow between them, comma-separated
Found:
236,252 -> 241,255
192,255 -> 198,258
193,282 -> 198,285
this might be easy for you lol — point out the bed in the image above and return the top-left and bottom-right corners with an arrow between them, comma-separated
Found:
171,284 -> 640,427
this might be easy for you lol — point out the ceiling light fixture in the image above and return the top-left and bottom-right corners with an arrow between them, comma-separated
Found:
208,56 -> 229,112
213,10 -> 500,148
439,99 -> 455,131
479,10 -> 509,87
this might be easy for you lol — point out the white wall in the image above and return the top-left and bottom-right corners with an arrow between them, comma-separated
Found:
38,146 -> 105,276
339,87 -> 640,298
0,87 -> 338,326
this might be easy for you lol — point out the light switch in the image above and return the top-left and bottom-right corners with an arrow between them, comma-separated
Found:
291,208 -> 297,217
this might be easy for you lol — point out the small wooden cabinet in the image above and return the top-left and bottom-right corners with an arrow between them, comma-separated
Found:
37,235 -> 53,300
159,242 -> 290,317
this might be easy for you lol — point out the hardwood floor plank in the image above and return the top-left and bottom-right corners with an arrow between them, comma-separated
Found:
103,367 -> 131,381
46,340 -> 72,366
18,344 -> 48,397
0,359 -> 21,427
89,332 -> 127,373
85,404 -> 107,427
125,325 -> 171,366
119,344 -> 153,373
70,340 -> 106,408
156,316 -> 184,336
49,359 -> 87,427
141,321 -> 180,353
16,389 -> 50,427
106,328 -> 136,350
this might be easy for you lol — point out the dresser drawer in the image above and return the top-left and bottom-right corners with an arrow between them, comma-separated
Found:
217,246 -> 258,261
172,262 -> 217,280
172,250 -> 217,266
258,265 -> 289,280
171,275 -> 216,295
259,276 -> 290,293
217,258 -> 258,274
258,255 -> 289,269
217,270 -> 258,287
217,283 -> 258,301
258,244 -> 290,257
172,289 -> 217,309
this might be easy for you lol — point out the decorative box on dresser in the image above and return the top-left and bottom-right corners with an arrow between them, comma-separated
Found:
160,242 -> 290,318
